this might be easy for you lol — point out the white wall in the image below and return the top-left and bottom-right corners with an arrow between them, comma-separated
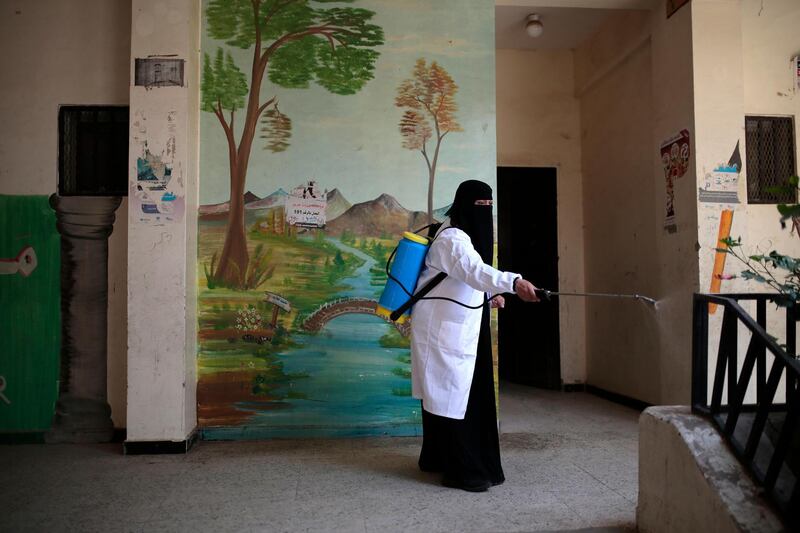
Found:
693,0 -> 800,406
739,1 -> 800,320
0,0 -> 131,427
577,25 -> 661,403
575,4 -> 697,405
496,49 -> 586,384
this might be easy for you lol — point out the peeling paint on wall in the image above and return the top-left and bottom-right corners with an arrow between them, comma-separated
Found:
130,110 -> 185,225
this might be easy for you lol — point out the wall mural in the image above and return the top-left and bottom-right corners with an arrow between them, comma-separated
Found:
0,195 -> 60,433
198,0 -> 496,439
699,141 -> 744,314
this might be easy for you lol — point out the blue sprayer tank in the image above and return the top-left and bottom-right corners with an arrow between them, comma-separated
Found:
375,231 -> 430,323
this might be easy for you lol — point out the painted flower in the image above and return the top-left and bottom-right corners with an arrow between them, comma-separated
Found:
235,306 -> 262,332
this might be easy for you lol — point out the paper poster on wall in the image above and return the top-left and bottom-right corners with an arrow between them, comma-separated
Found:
661,129 -> 690,231
134,56 -> 185,88
285,181 -> 327,228
794,56 -> 800,92
130,110 -> 185,225
698,141 -> 742,205
699,167 -> 740,204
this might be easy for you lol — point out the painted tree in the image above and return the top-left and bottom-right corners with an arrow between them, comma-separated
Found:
395,59 -> 462,223
202,0 -> 384,287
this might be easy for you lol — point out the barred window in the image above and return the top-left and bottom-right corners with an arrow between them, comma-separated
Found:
745,116 -> 796,204
58,105 -> 129,196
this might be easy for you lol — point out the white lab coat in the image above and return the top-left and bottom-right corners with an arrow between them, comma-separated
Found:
410,223 -> 520,419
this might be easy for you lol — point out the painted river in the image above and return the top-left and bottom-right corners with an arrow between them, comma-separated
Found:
206,238 -> 422,439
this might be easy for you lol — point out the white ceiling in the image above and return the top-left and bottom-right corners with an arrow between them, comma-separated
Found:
495,5 -> 646,50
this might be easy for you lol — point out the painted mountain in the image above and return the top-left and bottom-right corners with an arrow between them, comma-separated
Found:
244,188 -> 288,211
326,193 -> 433,237
325,188 -> 351,220
199,191 -> 261,221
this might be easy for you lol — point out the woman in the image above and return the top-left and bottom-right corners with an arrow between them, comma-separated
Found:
410,179 -> 539,492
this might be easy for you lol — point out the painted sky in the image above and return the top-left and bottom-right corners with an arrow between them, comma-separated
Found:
199,0 -> 496,211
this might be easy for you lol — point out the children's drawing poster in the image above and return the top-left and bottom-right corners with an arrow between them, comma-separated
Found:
661,129 -> 691,231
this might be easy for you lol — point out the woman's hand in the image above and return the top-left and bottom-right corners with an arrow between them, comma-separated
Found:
514,279 -> 540,302
490,295 -> 505,309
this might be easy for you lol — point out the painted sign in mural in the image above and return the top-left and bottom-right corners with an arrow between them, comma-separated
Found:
198,0 -> 496,438
0,196 -> 60,432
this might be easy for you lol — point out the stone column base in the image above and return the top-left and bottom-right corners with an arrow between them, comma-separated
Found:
46,395 -> 114,443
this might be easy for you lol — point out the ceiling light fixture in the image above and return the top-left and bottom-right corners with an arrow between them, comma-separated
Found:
525,14 -> 544,38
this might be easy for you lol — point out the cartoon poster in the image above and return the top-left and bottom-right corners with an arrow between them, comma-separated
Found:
661,129 -> 691,231
698,167 -> 740,204
698,140 -> 743,206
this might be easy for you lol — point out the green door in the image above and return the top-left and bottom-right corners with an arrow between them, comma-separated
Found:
0,195 -> 60,433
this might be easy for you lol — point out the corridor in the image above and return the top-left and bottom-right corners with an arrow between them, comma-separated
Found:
2,384 -> 639,532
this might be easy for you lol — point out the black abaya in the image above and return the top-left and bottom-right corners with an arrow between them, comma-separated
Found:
418,304 -> 504,488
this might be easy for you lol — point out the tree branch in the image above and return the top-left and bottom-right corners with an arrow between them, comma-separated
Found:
728,246 -> 785,293
214,99 -> 232,137
214,99 -> 238,183
256,96 -> 278,119
262,0 -> 299,29
252,0 -> 262,64
415,95 -> 434,117
420,143 -> 432,173
434,89 -> 447,116
260,25 -> 352,66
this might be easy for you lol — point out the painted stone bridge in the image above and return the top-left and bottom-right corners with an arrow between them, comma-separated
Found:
300,297 -> 410,336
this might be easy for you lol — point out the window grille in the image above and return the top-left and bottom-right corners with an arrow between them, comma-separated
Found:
58,105 -> 129,196
745,116 -> 796,204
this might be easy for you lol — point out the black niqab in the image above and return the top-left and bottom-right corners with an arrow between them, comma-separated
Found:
445,180 -> 494,264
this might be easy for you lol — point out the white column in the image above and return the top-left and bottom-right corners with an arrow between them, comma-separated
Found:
126,0 -> 199,445
690,0 -> 747,405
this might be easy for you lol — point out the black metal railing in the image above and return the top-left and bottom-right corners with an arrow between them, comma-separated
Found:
692,293 -> 799,525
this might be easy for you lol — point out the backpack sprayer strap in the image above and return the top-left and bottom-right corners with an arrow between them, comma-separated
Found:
389,271 -> 447,321
385,223 -> 448,321
385,223 -> 493,321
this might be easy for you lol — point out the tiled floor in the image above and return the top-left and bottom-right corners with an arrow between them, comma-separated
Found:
2,383 -> 640,532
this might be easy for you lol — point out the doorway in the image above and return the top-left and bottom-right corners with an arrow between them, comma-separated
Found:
497,166 -> 561,389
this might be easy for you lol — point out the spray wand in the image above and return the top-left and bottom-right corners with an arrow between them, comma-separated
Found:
535,289 -> 658,307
